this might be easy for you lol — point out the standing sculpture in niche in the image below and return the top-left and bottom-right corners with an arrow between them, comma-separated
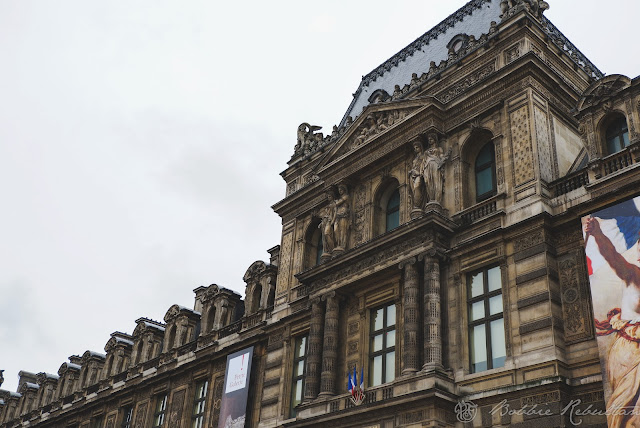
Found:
319,191 -> 336,259
408,140 -> 426,217
423,133 -> 450,206
333,184 -> 351,255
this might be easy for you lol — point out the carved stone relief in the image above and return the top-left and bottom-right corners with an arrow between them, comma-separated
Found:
168,390 -> 185,428
558,253 -> 593,342
212,377 -> 224,427
353,184 -> 368,246
134,402 -> 148,428
510,105 -> 535,186
534,106 -> 553,183
275,232 -> 293,293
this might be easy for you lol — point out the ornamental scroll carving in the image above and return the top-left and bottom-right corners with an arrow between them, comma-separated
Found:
558,253 -> 592,342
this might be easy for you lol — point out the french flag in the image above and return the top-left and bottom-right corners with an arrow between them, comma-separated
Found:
584,197 -> 640,275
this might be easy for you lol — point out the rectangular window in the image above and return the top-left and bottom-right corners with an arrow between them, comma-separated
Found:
191,380 -> 208,428
468,266 -> 506,373
120,407 -> 133,428
152,395 -> 167,428
369,303 -> 396,386
91,417 -> 104,428
290,335 -> 308,418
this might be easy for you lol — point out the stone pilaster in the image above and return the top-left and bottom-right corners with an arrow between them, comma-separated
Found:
399,258 -> 420,374
304,298 -> 324,400
421,253 -> 442,370
319,292 -> 339,396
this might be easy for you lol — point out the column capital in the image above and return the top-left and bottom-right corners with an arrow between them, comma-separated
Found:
398,256 -> 417,270
418,248 -> 449,263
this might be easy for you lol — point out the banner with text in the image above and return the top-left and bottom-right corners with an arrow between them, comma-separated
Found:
582,195 -> 640,426
217,346 -> 254,428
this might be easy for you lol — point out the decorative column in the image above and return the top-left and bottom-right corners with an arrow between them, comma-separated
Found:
399,258 -> 420,374
319,292 -> 339,396
421,252 -> 443,370
304,298 -> 324,400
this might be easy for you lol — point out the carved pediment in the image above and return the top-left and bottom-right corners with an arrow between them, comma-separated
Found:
578,74 -> 631,112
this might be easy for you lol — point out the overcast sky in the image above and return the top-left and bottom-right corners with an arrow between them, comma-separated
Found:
1,1 -> 638,393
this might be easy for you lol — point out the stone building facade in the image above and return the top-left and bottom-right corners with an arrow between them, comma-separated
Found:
2,0 -> 640,427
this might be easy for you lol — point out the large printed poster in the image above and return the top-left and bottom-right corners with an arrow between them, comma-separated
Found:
218,346 -> 254,428
583,196 -> 640,426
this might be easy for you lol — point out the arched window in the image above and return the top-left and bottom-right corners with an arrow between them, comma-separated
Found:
267,286 -> 276,310
206,306 -> 216,332
104,355 -> 113,378
605,116 -> 630,154
385,189 -> 400,232
475,142 -> 496,202
250,284 -> 262,313
374,179 -> 401,237
134,340 -> 143,365
303,218 -> 323,269
167,326 -> 176,351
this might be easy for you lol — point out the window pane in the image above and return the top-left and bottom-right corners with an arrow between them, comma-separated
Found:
476,167 -> 494,197
470,301 -> 485,321
373,334 -> 383,352
607,137 -> 620,154
387,189 -> 400,210
491,319 -> 506,369
386,210 -> 399,232
489,295 -> 503,316
295,336 -> 306,358
386,304 -> 396,326
386,351 -> 395,383
623,131 -> 630,147
470,272 -> 483,297
295,361 -> 304,377
293,379 -> 302,404
487,267 -> 501,292
373,308 -> 384,331
470,324 -> 487,372
386,329 -> 395,348
371,355 -> 383,386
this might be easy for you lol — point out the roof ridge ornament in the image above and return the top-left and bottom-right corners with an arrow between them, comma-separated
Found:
500,0 -> 549,21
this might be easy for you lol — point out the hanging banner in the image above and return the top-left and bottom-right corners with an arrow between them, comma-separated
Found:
582,195 -> 640,426
217,346 -> 254,428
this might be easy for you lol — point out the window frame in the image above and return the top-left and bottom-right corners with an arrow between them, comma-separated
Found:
467,266 -> 506,373
289,334 -> 308,418
474,142 -> 497,202
385,189 -> 400,232
605,116 -> 630,155
369,303 -> 396,387
191,379 -> 209,428
152,394 -> 168,428
120,406 -> 133,428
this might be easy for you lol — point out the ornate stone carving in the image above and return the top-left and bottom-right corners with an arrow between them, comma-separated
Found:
558,254 -> 592,342
534,106 -> 553,182
168,390 -> 185,428
510,105 -> 535,187
353,184 -> 368,246
578,75 -> 630,111
319,192 -> 336,259
500,0 -> 549,20
436,62 -> 496,104
514,231 -> 544,252
294,123 -> 326,157
333,184 -> 351,255
275,232 -> 293,293
408,134 -> 450,217
349,110 -> 408,151
401,258 -> 420,374
105,415 -> 115,428
134,402 -> 147,428
304,299 -> 324,400
320,293 -> 339,396
212,377 -> 224,426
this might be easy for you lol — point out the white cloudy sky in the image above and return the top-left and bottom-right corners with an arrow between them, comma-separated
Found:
1,1 -> 638,393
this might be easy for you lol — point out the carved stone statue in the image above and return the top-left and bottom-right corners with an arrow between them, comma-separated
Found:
0,370 -> 4,387
408,140 -> 426,215
295,123 -> 324,156
333,184 -> 351,254
422,133 -> 450,206
319,192 -> 336,258
500,0 -> 549,19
